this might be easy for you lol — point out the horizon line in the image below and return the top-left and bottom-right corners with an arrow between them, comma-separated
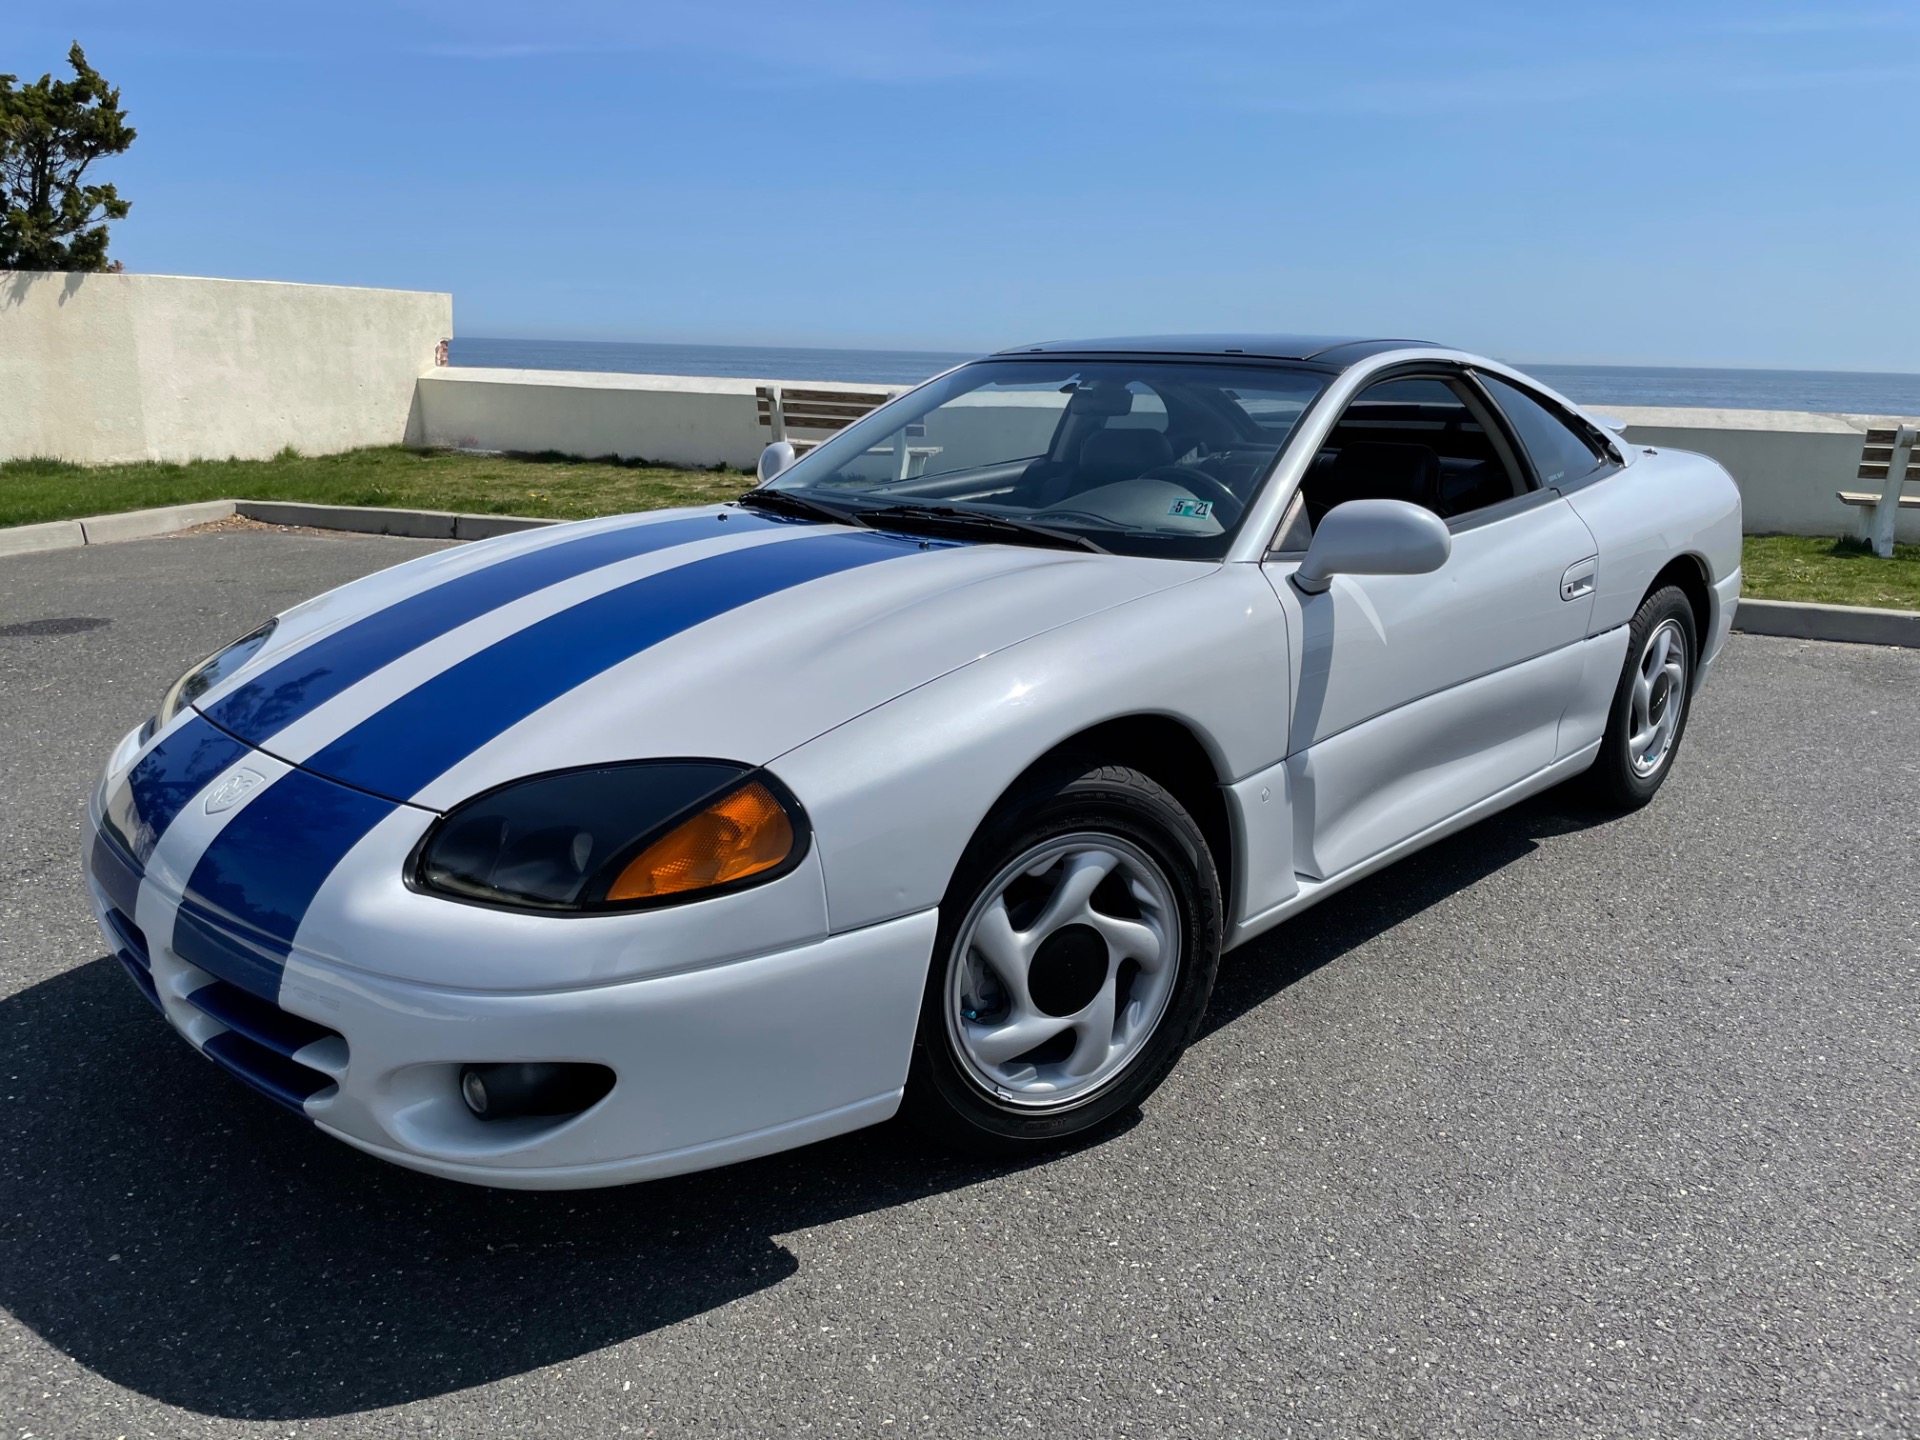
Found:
449,335 -> 1920,381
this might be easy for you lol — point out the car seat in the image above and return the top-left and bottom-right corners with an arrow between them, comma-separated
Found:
1031,427 -> 1175,508
1303,440 -> 1441,526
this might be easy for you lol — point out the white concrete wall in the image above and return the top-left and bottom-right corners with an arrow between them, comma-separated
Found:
414,368 -> 909,471
420,369 -> 1917,540
0,271 -> 450,464
1610,406 -> 1918,543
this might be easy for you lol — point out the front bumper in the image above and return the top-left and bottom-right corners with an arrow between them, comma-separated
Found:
282,907 -> 937,1188
83,724 -> 939,1189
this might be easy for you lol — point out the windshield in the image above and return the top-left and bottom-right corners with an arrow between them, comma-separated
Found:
764,358 -> 1331,559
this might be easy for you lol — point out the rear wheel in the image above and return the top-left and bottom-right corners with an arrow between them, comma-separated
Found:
1588,585 -> 1696,810
903,760 -> 1222,1155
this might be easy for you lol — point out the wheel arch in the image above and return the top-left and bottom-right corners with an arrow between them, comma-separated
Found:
1646,553 -> 1713,668
988,713 -> 1236,924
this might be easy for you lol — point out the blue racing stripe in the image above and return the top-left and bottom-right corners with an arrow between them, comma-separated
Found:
89,718 -> 245,953
111,715 -> 251,863
173,769 -> 397,999
203,512 -> 774,744
171,529 -> 921,992
88,826 -> 145,922
173,903 -> 310,1002
310,529 -> 920,799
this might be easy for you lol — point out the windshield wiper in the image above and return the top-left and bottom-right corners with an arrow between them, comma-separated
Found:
735,488 -> 868,527
738,491 -> 1107,554
856,505 -> 1108,554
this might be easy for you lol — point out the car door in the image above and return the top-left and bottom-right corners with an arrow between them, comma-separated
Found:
1263,369 -> 1599,879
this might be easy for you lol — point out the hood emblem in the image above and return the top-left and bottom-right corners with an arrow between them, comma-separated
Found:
204,768 -> 267,815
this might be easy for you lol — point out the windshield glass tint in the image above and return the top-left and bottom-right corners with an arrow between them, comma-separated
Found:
766,359 -> 1330,559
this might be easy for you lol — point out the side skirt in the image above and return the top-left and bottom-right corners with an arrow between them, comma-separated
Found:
1224,739 -> 1601,951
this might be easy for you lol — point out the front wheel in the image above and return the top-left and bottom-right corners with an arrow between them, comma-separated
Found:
903,760 -> 1223,1155
1587,585 -> 1697,810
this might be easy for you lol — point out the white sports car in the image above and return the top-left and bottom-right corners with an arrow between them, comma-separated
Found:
83,336 -> 1742,1188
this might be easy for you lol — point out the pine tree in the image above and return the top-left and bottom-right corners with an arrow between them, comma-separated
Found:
0,43 -> 136,272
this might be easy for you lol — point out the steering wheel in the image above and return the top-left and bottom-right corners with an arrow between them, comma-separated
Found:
1137,466 -> 1242,526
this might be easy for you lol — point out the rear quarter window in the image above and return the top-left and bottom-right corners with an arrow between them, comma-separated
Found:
1479,373 -> 1608,489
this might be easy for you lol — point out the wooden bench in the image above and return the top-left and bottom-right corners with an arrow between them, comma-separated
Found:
755,383 -> 941,479
1837,424 -> 1918,555
756,385 -> 895,452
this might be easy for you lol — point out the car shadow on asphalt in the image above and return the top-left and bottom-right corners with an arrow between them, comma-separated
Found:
1200,788 -> 1601,1042
0,789 -> 1602,1420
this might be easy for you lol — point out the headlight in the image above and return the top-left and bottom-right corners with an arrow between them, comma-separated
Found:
151,619 -> 278,734
412,762 -> 807,912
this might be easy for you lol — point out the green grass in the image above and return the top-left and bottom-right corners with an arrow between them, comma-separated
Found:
0,446 -> 750,529
1742,534 -> 1920,612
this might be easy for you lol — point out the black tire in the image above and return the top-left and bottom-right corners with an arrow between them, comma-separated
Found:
902,758 -> 1223,1156
1586,585 -> 1698,811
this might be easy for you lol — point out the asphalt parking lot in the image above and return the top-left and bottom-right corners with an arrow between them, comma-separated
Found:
1,526 -> 1915,1438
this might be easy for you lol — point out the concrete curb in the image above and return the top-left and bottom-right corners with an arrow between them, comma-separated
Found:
83,500 -> 239,544
1733,598 -> 1920,649
232,500 -> 555,540
0,500 -> 239,557
0,499 -> 556,558
0,518 -> 87,557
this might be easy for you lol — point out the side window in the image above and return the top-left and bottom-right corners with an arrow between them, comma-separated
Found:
1478,374 -> 1609,490
1296,374 -> 1525,527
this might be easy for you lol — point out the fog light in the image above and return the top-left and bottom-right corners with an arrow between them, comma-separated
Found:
457,1062 -> 614,1121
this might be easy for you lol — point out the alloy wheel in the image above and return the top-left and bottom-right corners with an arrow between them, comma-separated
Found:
944,833 -> 1181,1110
1628,617 -> 1688,778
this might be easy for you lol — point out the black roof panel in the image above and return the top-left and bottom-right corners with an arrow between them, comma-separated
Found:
1308,338 -> 1448,366
993,334 -> 1439,365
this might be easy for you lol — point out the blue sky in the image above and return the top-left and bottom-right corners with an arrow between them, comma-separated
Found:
15,2 -> 1920,369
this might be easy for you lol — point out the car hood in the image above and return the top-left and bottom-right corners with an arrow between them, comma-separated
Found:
191,506 -> 1206,810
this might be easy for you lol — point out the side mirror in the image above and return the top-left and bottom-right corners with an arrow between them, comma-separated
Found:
1291,498 -> 1451,595
758,441 -> 796,484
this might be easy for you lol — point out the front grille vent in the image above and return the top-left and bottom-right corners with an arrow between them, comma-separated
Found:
103,907 -> 162,1012
184,979 -> 344,1112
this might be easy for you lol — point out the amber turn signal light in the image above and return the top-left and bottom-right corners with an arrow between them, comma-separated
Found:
606,781 -> 795,900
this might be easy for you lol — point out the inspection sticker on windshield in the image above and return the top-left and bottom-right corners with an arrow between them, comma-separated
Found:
1168,498 -> 1212,519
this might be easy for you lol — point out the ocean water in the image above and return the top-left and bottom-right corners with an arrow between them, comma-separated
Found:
449,337 -> 1920,416
1525,364 -> 1919,416
451,336 -> 974,388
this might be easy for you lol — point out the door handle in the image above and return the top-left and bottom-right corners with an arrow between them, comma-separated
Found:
1561,557 -> 1597,601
